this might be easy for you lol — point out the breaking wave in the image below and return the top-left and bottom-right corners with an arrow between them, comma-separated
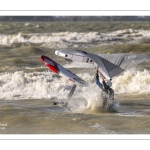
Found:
113,68 -> 150,95
0,29 -> 150,48
0,68 -> 150,100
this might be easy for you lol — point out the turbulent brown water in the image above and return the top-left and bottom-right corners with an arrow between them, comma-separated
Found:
0,22 -> 150,134
1,97 -> 150,134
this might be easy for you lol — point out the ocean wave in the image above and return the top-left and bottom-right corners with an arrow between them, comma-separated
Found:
0,68 -> 150,100
113,68 -> 150,95
0,29 -> 150,48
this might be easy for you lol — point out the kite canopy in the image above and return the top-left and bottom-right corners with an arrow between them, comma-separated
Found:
55,49 -> 150,80
97,53 -> 150,79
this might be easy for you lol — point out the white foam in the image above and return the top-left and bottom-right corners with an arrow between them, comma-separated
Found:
0,69 -> 150,100
0,71 -> 69,100
113,68 -> 150,95
0,29 -> 150,47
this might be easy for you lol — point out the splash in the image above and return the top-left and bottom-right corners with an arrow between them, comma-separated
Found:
72,82 -> 118,113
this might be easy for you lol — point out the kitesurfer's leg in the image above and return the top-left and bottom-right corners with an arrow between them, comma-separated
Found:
101,90 -> 108,109
109,89 -> 114,101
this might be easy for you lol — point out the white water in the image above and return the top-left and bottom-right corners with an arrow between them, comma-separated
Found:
1,29 -> 150,47
0,68 -> 150,100
113,68 -> 150,94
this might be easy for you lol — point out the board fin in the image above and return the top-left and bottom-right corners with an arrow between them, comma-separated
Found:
53,84 -> 77,111
67,84 -> 77,102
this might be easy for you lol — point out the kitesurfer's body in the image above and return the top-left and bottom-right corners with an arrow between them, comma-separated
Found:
95,69 -> 114,107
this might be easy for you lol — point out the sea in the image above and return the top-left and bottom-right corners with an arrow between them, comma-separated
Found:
0,22 -> 150,136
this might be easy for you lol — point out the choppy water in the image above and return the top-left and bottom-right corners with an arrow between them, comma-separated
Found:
1,98 -> 150,134
0,22 -> 150,134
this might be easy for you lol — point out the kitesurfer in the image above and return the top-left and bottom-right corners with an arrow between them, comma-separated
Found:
95,69 -> 114,107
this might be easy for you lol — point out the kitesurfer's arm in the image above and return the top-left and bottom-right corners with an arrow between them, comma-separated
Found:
102,75 -> 110,91
95,69 -> 103,89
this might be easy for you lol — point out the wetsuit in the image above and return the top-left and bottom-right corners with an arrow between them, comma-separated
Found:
95,73 -> 114,102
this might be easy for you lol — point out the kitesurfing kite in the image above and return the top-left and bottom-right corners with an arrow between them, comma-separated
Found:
40,50 -> 150,109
